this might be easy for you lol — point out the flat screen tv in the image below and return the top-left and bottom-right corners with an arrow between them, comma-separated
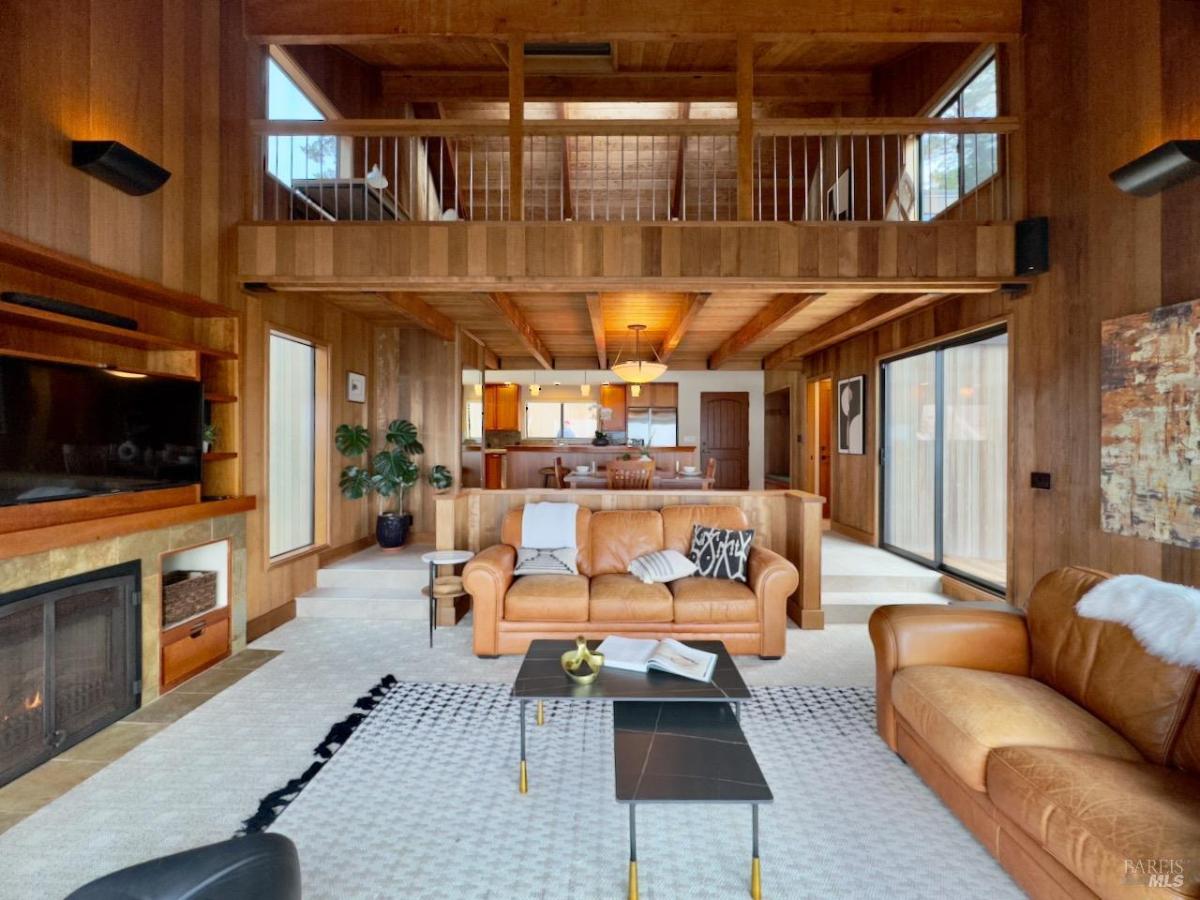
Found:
0,357 -> 203,508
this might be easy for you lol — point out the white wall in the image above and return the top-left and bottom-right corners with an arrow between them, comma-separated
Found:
485,369 -> 766,489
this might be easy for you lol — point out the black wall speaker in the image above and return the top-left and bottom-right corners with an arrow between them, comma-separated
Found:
2,291 -> 138,331
1015,217 -> 1050,276
71,140 -> 171,196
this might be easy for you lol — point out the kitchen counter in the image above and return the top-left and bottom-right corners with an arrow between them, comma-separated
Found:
504,445 -> 696,453
500,446 -> 699,489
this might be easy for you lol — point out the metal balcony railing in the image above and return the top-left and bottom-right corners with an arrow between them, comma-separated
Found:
250,117 -> 1019,224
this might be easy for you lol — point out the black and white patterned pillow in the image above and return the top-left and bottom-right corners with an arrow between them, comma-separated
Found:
514,546 -> 579,576
688,525 -> 754,583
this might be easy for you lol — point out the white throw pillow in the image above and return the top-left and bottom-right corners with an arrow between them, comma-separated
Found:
628,550 -> 697,585
514,546 -> 579,576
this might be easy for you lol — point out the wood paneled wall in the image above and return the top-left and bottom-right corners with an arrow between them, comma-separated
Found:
0,0 -> 221,299
372,327 -> 464,537
215,1 -> 401,633
777,0 -> 1200,601
236,221 -> 1018,292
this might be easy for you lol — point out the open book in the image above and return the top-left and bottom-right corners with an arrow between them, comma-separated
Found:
596,636 -> 717,683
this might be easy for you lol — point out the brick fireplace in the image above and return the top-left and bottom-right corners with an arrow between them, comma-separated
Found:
0,562 -> 141,788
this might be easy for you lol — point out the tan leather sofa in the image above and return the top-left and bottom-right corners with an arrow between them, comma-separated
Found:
870,566 -> 1200,900
462,505 -> 798,658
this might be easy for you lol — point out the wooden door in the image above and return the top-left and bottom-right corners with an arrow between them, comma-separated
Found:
700,392 -> 750,489
817,378 -> 832,518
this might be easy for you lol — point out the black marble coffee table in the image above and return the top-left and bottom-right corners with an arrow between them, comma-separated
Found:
614,702 -> 771,899
511,639 -> 751,793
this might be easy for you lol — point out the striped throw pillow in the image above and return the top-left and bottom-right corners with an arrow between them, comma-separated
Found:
514,547 -> 579,576
628,550 -> 697,584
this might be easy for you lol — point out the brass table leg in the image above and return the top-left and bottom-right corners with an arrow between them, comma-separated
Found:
750,803 -> 761,899
519,699 -> 528,794
628,804 -> 639,900
536,700 -> 544,726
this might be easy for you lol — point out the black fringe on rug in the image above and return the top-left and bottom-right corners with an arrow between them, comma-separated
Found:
236,674 -> 398,836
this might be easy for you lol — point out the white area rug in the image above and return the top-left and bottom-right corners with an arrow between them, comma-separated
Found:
260,680 -> 1021,900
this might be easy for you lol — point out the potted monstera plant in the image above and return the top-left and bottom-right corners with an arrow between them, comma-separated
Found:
428,464 -> 454,494
335,419 -> 423,548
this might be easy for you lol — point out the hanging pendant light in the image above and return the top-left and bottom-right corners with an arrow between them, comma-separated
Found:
610,324 -> 667,384
580,370 -> 591,397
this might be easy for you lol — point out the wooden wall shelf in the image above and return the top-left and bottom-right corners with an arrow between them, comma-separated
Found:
0,299 -> 234,358
0,232 -> 245,501
0,229 -> 232,318
0,496 -> 256,562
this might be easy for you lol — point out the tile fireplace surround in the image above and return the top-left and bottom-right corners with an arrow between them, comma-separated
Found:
0,514 -> 249,708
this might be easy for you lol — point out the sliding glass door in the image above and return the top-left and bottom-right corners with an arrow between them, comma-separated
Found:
880,328 -> 1008,590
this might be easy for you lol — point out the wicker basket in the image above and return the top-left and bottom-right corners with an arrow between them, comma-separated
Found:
163,570 -> 218,626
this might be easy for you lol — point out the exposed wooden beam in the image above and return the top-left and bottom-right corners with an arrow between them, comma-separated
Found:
508,37 -> 524,222
763,292 -> 945,368
709,292 -> 823,369
485,291 -> 553,369
669,103 -> 690,221
242,0 -> 1022,44
585,292 -> 606,368
380,70 -> 873,103
736,35 -> 755,221
383,292 -> 457,342
658,292 -> 711,362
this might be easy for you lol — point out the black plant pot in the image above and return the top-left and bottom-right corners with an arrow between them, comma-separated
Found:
376,513 -> 412,548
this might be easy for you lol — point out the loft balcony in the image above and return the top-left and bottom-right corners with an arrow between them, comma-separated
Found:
238,115 -> 1023,292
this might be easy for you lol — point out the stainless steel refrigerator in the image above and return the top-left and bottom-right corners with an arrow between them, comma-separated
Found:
625,407 -> 678,447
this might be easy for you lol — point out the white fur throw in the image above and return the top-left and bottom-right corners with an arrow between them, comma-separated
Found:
1076,575 -> 1200,669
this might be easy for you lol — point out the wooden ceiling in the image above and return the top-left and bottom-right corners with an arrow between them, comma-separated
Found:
319,289 -> 947,371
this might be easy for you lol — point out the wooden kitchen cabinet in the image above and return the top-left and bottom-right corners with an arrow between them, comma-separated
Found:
632,381 -> 678,408
484,452 -> 505,488
599,384 -> 627,431
484,384 -> 520,431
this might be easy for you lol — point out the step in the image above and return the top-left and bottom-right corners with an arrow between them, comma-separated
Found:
295,587 -> 426,620
820,572 -> 945,593
316,566 -> 429,590
821,590 -> 948,624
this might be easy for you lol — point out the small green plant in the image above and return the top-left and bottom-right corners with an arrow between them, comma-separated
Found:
202,423 -> 218,448
335,419 -> 423,515
428,464 -> 454,492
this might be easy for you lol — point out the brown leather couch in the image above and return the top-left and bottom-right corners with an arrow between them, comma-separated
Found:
870,566 -> 1200,900
462,505 -> 798,657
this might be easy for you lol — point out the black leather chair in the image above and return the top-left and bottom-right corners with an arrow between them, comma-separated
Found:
65,833 -> 300,900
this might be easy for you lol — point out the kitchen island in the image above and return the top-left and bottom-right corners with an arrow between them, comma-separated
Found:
501,445 -> 699,489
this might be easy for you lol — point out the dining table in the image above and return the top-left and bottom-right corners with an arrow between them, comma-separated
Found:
562,467 -> 714,490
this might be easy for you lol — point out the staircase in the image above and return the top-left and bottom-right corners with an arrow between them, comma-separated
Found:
295,544 -> 431,620
820,533 -> 948,624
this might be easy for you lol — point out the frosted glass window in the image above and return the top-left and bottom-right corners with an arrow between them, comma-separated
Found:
269,333 -> 316,557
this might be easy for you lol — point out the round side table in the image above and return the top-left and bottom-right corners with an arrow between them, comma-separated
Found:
420,550 -> 474,647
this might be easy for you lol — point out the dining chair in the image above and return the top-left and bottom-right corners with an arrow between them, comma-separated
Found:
553,456 -> 567,489
704,457 -> 717,489
607,458 -> 654,490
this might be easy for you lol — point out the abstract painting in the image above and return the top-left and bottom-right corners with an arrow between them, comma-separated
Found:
837,375 -> 865,455
1100,298 -> 1200,548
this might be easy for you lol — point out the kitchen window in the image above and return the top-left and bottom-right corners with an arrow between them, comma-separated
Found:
525,402 -> 599,440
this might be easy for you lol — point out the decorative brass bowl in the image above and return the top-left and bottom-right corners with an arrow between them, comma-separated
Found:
561,636 -> 604,685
